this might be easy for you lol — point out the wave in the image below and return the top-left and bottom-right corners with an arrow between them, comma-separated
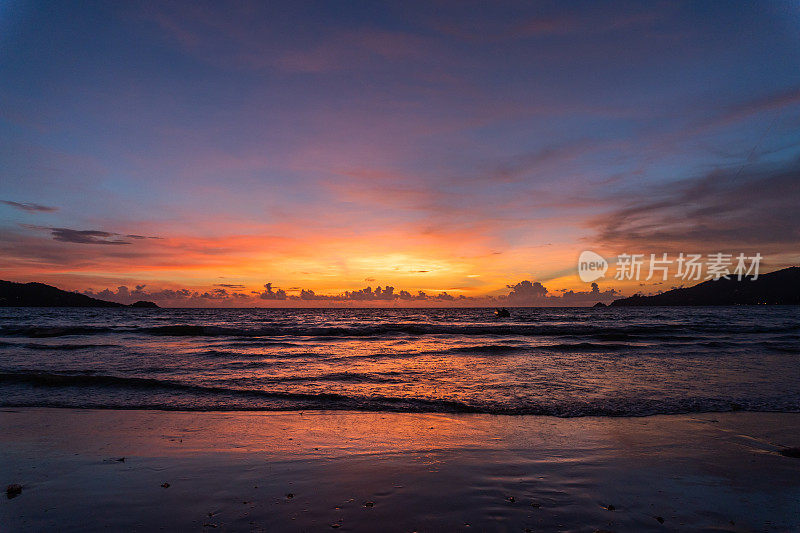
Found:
429,343 -> 631,355
764,342 -> 800,354
198,349 -> 320,359
21,342 -> 120,351
540,339 -> 787,352
541,342 -> 634,352
3,321 -> 798,340
0,326 -> 116,338
0,369 -> 405,390
141,323 -> 800,339
222,371 -> 407,384
0,371 -> 202,390
222,341 -> 305,348
2,370 -> 799,416
438,344 -> 534,355
0,371 -> 476,412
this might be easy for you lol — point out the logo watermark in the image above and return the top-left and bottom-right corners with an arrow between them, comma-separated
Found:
578,250 -> 609,282
577,252 -> 762,282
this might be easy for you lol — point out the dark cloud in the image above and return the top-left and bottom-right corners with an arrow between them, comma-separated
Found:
554,282 -> 621,305
505,280 -> 549,301
398,290 -> 428,301
299,289 -> 321,301
124,234 -> 162,240
50,228 -> 131,245
215,283 -> 246,289
21,225 -> 160,245
83,279 -> 620,307
500,280 -> 619,305
2,200 -> 58,212
296,286 -> 455,302
83,285 -> 252,305
259,282 -> 287,300
200,288 -> 231,299
593,159 -> 800,252
345,286 -> 395,301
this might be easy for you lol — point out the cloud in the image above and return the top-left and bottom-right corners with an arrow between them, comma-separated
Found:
215,283 -> 246,289
81,278 -> 620,307
293,285 -> 464,302
259,282 -> 287,300
423,2 -> 673,45
272,29 -> 431,73
49,228 -> 132,245
20,225 -> 160,245
398,290 -> 428,301
125,234 -> 162,240
83,285 -> 252,305
2,200 -> 58,213
146,3 -> 434,73
554,282 -> 621,305
505,280 -> 549,301
709,87 -> 800,132
199,288 -> 233,299
472,139 -> 603,185
592,158 -> 800,252
346,286 -> 395,301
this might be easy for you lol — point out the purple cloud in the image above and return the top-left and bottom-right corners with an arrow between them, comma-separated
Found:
2,200 -> 58,213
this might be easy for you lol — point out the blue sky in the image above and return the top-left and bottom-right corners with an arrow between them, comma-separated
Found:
1,1 -> 799,304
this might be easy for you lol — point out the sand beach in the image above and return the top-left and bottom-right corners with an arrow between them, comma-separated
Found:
2,409 -> 799,532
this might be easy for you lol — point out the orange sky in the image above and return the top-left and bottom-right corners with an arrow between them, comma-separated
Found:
2,2 -> 799,306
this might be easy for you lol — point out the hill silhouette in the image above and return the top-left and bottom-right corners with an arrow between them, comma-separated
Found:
0,280 -> 158,308
611,266 -> 800,306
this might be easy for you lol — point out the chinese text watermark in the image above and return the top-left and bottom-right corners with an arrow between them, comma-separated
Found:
578,252 -> 761,283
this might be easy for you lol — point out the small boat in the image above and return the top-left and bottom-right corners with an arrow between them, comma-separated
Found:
494,307 -> 511,318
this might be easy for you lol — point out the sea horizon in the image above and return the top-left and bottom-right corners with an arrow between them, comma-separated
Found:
3,1 -> 800,530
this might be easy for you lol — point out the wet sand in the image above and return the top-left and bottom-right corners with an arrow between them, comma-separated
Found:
1,409 -> 799,532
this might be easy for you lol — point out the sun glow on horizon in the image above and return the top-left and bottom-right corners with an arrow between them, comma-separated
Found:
1,2 -> 799,305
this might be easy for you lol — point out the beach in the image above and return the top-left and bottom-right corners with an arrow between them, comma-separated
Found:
2,307 -> 800,531
2,409 -> 799,532
4,1 -> 800,530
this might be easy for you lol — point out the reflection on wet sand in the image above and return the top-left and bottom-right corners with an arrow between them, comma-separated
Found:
2,409 -> 799,531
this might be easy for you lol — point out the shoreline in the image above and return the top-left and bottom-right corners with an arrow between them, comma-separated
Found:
2,404 -> 800,417
2,409 -> 800,531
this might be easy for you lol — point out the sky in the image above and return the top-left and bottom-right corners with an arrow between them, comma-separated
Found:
1,0 -> 799,306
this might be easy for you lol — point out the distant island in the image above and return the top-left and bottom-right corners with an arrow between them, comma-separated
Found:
610,266 -> 800,306
0,280 -> 158,308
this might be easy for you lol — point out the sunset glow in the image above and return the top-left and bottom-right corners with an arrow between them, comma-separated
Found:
2,1 -> 799,305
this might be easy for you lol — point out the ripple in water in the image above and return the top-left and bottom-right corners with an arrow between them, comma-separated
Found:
0,306 -> 798,416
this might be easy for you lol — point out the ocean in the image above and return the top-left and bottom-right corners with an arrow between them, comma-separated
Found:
1,307 -> 798,416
